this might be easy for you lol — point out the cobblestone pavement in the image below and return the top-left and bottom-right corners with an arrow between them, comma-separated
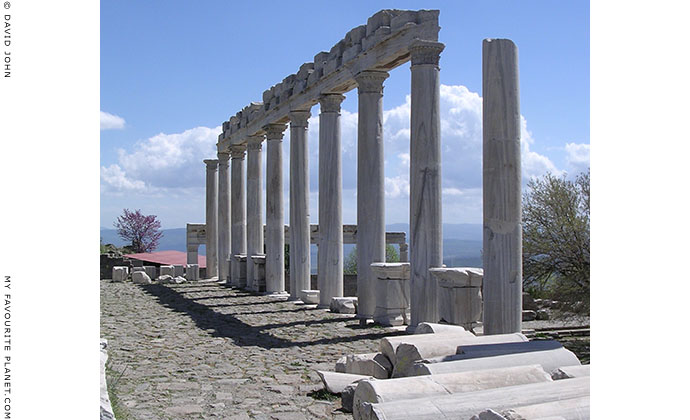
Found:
100,279 -> 407,420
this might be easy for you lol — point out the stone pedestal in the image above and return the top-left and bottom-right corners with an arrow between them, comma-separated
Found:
143,266 -> 157,280
217,152 -> 231,283
186,245 -> 199,265
300,289 -> 320,305
204,159 -> 219,278
231,254 -> 247,288
265,124 -> 287,293
173,265 -> 185,278
399,243 -> 408,262
230,145 -> 247,286
318,94 -> 346,307
246,135 -> 264,290
289,110 -> 312,301
355,70 -> 389,321
408,40 -> 445,325
160,265 -> 175,278
112,266 -> 128,282
429,267 -> 483,331
482,38 -> 522,335
249,254 -> 266,292
186,264 -> 199,281
371,263 -> 410,326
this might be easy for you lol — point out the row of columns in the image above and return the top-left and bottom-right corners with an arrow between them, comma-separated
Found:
203,40 -> 526,334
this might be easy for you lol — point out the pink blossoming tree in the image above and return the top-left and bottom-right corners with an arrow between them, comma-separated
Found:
113,209 -> 163,253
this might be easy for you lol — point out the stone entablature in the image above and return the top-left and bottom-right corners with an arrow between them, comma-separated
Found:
216,9 -> 440,151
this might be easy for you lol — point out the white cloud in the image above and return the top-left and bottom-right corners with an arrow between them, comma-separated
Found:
565,142 -> 590,176
101,125 -> 220,193
520,116 -> 563,180
100,111 -> 126,130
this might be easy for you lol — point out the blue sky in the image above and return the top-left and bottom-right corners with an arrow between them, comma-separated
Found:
100,1 -> 590,229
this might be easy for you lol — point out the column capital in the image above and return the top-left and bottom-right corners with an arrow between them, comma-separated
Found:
355,70 -> 389,94
288,110 -> 311,128
204,159 -> 219,169
246,135 -> 264,151
230,144 -> 247,159
409,40 -> 445,66
319,93 -> 346,113
217,151 -> 230,164
263,123 -> 287,141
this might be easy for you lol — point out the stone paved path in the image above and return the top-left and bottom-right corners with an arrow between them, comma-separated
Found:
100,279 -> 407,420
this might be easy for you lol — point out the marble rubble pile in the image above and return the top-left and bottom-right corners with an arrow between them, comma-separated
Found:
317,326 -> 590,420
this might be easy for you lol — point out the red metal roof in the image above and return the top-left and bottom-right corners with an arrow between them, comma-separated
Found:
124,250 -> 206,268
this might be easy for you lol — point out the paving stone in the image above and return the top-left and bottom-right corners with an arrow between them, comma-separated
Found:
101,280 -> 404,419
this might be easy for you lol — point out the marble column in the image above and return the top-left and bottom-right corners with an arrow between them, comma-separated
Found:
355,70 -> 389,320
409,40 -> 445,325
217,151 -> 231,283
264,123 -> 287,294
204,159 -> 219,278
289,110 -> 312,301
318,93 -> 346,308
246,135 -> 264,290
482,38 -> 522,335
230,144 -> 247,286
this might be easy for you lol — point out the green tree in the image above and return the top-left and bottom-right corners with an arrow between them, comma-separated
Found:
344,244 -> 401,275
522,170 -> 590,315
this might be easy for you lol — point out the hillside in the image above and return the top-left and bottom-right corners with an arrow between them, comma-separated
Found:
101,223 -> 483,268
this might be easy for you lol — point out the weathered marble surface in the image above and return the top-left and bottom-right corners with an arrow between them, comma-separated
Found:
173,265 -> 185,278
160,265 -> 175,278
265,124 -> 287,293
379,331 -> 474,366
482,38 -> 522,335
331,297 -> 358,314
414,322 -> 469,335
204,159 -> 218,278
231,254 -> 247,288
230,145 -> 247,286
355,70 -> 389,320
550,364 -> 590,380
112,266 -> 128,282
100,339 -> 115,420
300,289 -> 320,305
365,376 -> 590,420
352,364 -> 552,420
408,39 -> 445,326
289,110 -> 312,301
318,94 -> 346,307
476,396 -> 590,420
248,254 -> 266,292
411,346 -> 581,377
371,263 -> 410,326
316,371 -> 373,394
431,267 -> 484,330
185,264 -> 199,281
143,266 -> 157,280
246,136 -> 264,290
217,152 -> 231,283
392,333 -> 528,378
344,353 -> 392,379
132,271 -> 152,285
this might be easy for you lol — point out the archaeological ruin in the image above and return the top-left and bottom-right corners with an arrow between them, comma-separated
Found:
105,9 -> 589,419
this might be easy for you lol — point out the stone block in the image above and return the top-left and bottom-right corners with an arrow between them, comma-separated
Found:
143,266 -> 157,279
160,265 -> 175,277
390,10 -> 418,31
536,309 -> 550,320
335,356 -> 347,373
550,365 -> 590,380
231,254 -> 247,288
313,51 -> 330,72
346,25 -> 366,45
112,266 -> 128,282
523,292 -> 538,310
186,264 -> 199,281
379,332 -> 475,366
131,266 -> 144,272
414,322 -> 468,335
300,289 -> 320,305
316,371 -> 372,394
173,265 -> 185,277
307,68 -> 322,87
345,353 -> 392,379
522,310 -> 537,321
330,297 -> 357,314
132,271 -> 152,285
342,44 -> 362,63
296,62 -> 314,80
173,276 -> 187,284
249,255 -> 266,292
366,10 -> 392,37
157,274 -> 173,284
371,263 -> 410,326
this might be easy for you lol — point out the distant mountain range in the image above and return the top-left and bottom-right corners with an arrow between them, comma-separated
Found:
101,223 -> 483,268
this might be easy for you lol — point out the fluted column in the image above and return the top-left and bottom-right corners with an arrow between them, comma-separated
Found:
355,70 -> 389,320
289,110 -> 312,301
217,152 -> 231,283
265,123 -> 287,294
204,159 -> 219,278
482,38 -> 522,335
318,93 -> 346,308
230,144 -> 247,286
409,40 -> 445,325
246,135 -> 264,290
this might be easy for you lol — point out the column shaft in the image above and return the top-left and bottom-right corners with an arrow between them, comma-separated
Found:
246,136 -> 264,290
265,124 -> 287,293
217,152 -> 231,283
482,38 -> 522,335
409,40 -> 445,325
318,94 -> 346,307
204,159 -> 219,278
355,71 -> 388,320
230,145 -> 247,286
289,110 -> 312,300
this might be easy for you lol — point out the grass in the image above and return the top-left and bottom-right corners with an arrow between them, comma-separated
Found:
105,361 -> 133,420
308,388 -> 340,401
